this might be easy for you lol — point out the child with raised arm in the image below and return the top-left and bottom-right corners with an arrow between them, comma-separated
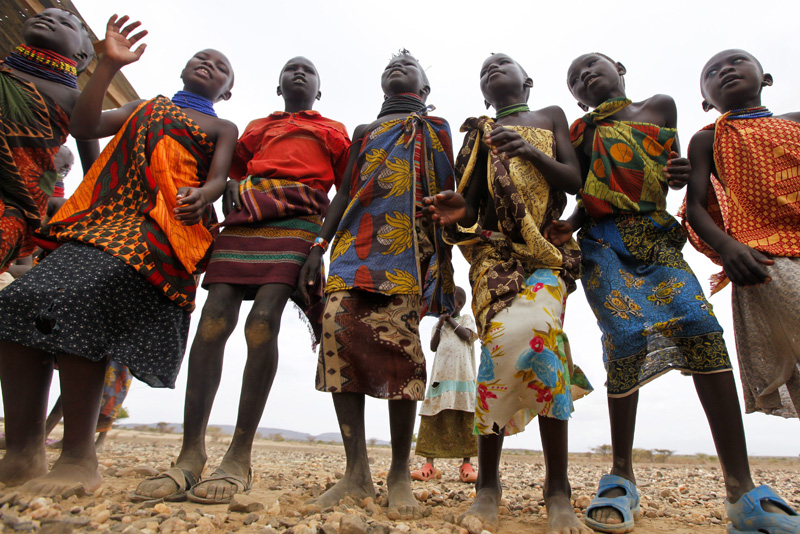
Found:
550,52 -> 799,534
425,53 -> 592,534
132,56 -> 350,504
685,48 -> 800,534
0,15 -> 237,496
411,286 -> 478,484
298,50 -> 455,520
0,8 -> 98,275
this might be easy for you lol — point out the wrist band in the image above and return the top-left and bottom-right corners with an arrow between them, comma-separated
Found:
311,236 -> 329,253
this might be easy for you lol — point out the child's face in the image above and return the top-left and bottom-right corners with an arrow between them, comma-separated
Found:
381,56 -> 428,99
567,53 -> 625,109
454,288 -> 466,313
278,57 -> 320,105
22,9 -> 84,61
479,54 -> 530,108
701,50 -> 768,113
181,49 -> 234,102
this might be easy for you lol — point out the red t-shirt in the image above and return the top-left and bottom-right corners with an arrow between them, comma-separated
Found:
229,110 -> 350,193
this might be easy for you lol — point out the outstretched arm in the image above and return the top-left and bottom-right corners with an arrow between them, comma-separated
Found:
686,130 -> 773,285
70,15 -> 147,140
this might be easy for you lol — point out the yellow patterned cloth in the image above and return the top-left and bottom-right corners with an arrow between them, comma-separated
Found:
684,114 -> 800,293
446,118 -> 581,336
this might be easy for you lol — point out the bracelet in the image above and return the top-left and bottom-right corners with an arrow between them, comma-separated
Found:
310,236 -> 329,253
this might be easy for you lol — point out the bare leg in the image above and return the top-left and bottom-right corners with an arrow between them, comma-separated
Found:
94,431 -> 108,453
693,372 -> 756,501
45,396 -> 63,437
0,342 -> 53,486
461,432 -> 503,532
589,392 -> 638,526
191,284 -> 292,502
23,352 -> 106,495
133,284 -> 244,499
387,399 -> 421,520
539,416 -> 591,534
311,393 -> 375,508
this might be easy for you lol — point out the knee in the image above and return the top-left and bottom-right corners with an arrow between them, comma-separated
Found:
244,307 -> 281,347
196,303 -> 237,342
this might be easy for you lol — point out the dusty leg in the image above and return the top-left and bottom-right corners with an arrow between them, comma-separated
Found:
387,399 -> 421,520
693,373 -> 758,502
539,416 -> 591,534
23,353 -> 106,495
191,284 -> 291,503
589,392 -> 638,527
133,284 -> 243,499
461,433 -> 503,532
45,396 -> 63,437
0,342 -> 53,486
311,393 -> 375,508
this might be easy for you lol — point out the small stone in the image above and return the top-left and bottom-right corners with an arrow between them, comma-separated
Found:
413,489 -> 429,502
92,509 -> 111,524
267,500 -> 281,515
460,515 -> 483,534
152,503 -> 170,515
243,512 -> 260,525
298,504 -> 321,515
294,525 -> 315,534
228,494 -> 265,513
340,514 -> 368,534
39,523 -> 74,534
574,495 -> 591,509
660,489 -> 673,498
320,524 -> 338,534
498,506 -> 510,516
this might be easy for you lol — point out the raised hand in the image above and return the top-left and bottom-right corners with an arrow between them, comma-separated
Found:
423,190 -> 467,226
665,151 -> 690,190
103,14 -> 148,68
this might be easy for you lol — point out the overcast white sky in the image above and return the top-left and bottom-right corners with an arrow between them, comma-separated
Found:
7,0 -> 800,456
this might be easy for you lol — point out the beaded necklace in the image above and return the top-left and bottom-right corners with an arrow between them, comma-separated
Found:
495,103 -> 530,119
727,106 -> 773,120
378,93 -> 428,118
4,44 -> 78,89
171,90 -> 217,117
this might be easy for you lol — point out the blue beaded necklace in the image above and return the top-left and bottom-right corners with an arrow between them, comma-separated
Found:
727,106 -> 773,120
171,90 -> 217,117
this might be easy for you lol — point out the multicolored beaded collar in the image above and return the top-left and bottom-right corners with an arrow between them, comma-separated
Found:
726,106 -> 773,120
4,44 -> 78,89
495,103 -> 530,119
171,90 -> 217,117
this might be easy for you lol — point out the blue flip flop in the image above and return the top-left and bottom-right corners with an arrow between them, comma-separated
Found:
585,474 -> 640,533
726,485 -> 800,534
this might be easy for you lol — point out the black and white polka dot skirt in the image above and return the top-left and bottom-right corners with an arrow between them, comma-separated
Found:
0,242 -> 190,388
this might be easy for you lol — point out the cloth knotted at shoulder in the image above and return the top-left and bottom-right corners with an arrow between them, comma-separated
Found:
680,111 -> 800,294
445,116 -> 581,335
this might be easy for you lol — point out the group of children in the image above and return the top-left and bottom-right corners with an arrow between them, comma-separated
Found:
0,7 -> 799,534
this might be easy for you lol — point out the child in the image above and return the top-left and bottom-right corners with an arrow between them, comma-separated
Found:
298,50 -> 456,520
0,8 -> 98,275
685,48 -> 800,533
550,52 -> 799,533
0,15 -> 237,496
411,286 -> 478,484
132,56 -> 350,504
425,53 -> 592,534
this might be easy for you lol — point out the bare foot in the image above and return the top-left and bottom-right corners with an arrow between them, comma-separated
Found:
310,472 -> 375,510
588,486 -> 625,527
0,450 -> 47,487
21,458 -> 101,497
189,459 -> 251,503
387,471 -> 421,520
546,494 -> 593,534
460,486 -> 501,533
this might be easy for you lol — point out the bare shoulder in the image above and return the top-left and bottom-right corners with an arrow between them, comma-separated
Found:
539,105 -> 568,123
216,118 -> 239,139
688,128 -> 715,156
776,111 -> 800,124
351,123 -> 371,143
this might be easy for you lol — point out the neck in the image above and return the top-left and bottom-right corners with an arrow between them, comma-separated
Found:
4,44 -> 78,89
377,93 -> 427,119
495,102 -> 530,119
284,102 -> 314,113
172,90 -> 218,117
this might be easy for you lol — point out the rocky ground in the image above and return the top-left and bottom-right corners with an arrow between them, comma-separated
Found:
1,430 -> 799,534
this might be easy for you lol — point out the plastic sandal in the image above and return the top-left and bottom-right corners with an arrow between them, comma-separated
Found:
459,462 -> 478,483
584,474 -> 640,533
725,485 -> 800,534
410,462 -> 441,481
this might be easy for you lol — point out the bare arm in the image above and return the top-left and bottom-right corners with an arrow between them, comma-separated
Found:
75,139 -> 100,174
70,15 -> 147,140
686,130 -> 773,285
430,314 -> 448,351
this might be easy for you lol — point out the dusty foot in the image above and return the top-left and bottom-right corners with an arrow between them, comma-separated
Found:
188,459 -> 250,503
387,472 -> 421,520
310,472 -> 375,510
589,485 -> 625,526
132,461 -> 203,501
0,450 -> 47,487
459,486 -> 501,533
21,458 -> 101,497
546,494 -> 593,534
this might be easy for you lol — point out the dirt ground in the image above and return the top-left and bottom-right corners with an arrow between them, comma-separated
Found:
1,429 -> 799,533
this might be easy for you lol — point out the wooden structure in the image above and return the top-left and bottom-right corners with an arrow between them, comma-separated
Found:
1,0 -> 138,108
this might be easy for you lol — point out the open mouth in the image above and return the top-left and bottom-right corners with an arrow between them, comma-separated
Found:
720,75 -> 740,88
584,74 -> 599,87
31,20 -> 54,31
194,66 -> 212,78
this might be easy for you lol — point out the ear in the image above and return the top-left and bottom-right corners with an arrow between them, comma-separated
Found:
73,50 -> 89,66
702,100 -> 714,113
316,90 -> 322,101
484,100 -> 492,110
616,62 -> 627,76
578,102 -> 589,112
762,73 -> 774,88
523,77 -> 533,89
420,84 -> 431,98
216,90 -> 232,103
277,86 -> 282,97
